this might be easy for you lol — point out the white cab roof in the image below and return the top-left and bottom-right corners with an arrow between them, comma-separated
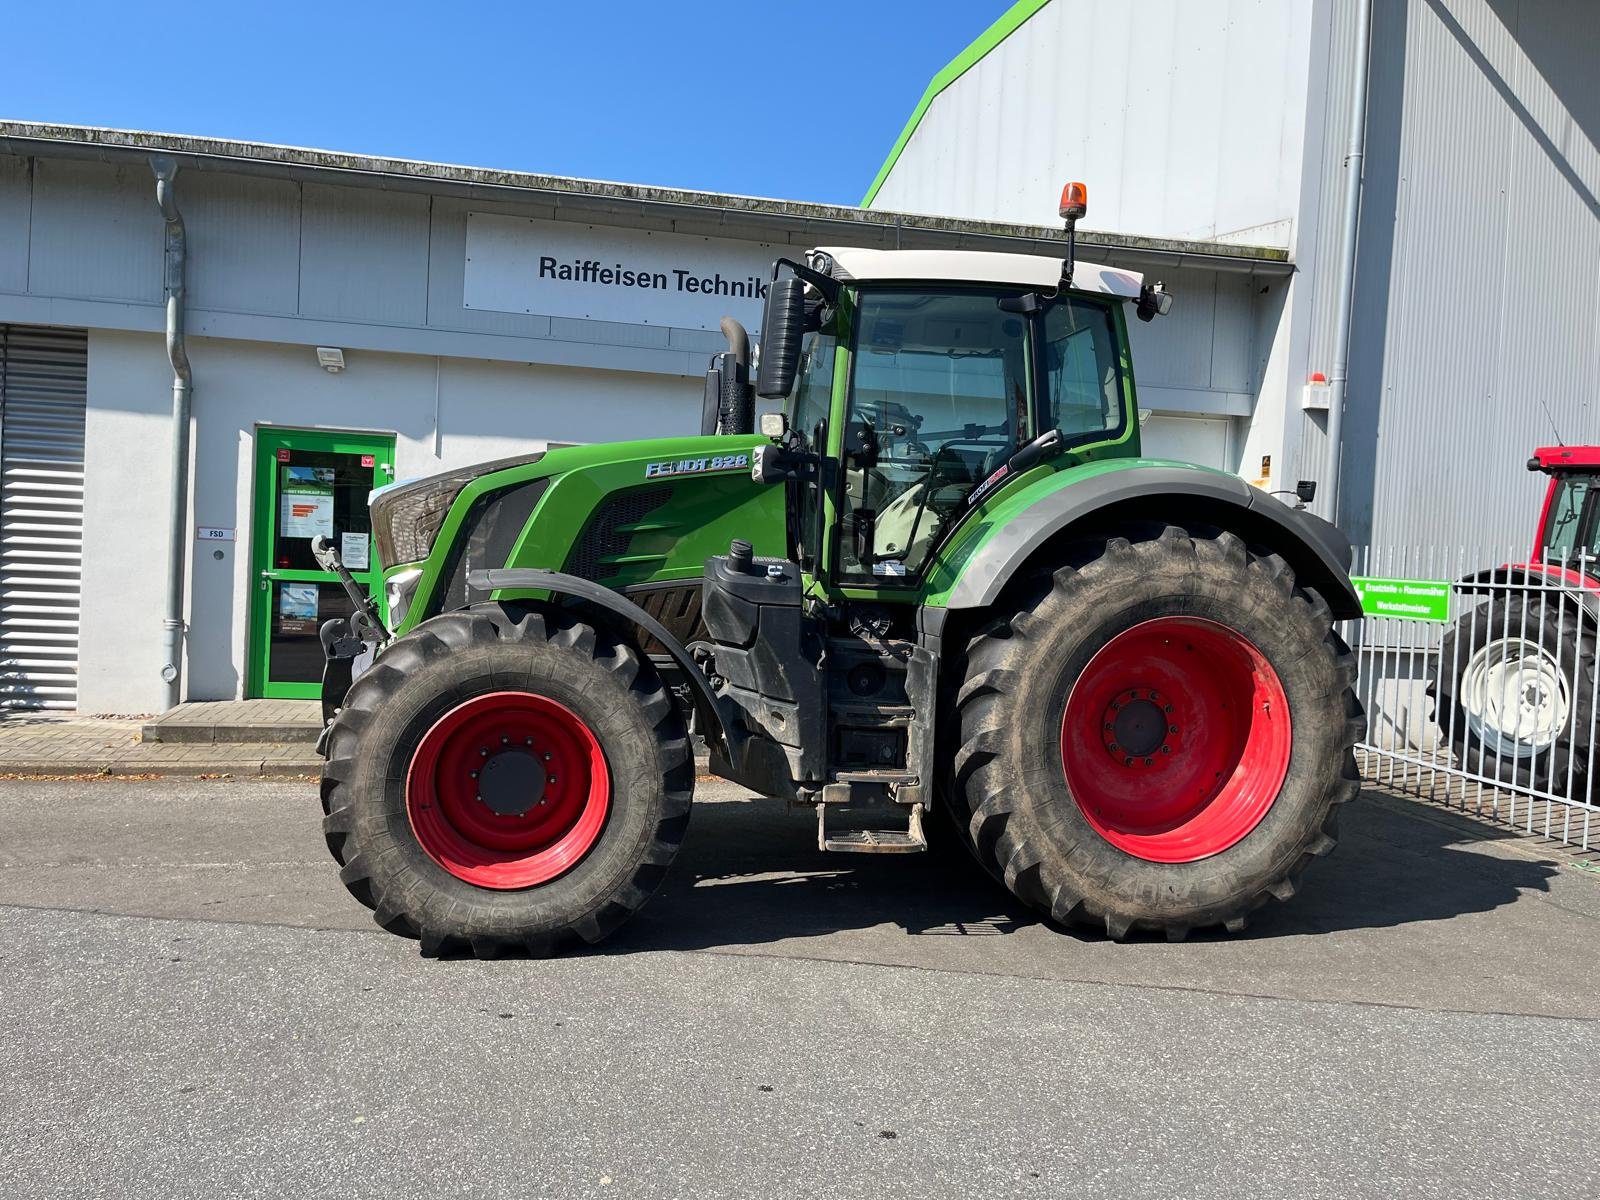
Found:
814,246 -> 1143,299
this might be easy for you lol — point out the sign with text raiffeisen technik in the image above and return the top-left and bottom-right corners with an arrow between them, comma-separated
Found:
463,212 -> 781,331
1350,576 -> 1452,622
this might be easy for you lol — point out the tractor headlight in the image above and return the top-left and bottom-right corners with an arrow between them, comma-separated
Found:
370,467 -> 481,567
370,451 -> 548,568
385,568 -> 424,630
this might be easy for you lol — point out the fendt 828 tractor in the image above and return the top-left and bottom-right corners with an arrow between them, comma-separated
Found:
313,187 -> 1365,957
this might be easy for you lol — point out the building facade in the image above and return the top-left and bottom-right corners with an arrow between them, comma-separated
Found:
865,0 -> 1600,552
0,123 -> 1283,712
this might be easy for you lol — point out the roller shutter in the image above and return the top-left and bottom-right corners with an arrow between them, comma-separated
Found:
0,326 -> 87,709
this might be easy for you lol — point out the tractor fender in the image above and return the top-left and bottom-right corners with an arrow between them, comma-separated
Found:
932,464 -> 1361,620
1454,563 -> 1600,624
469,568 -> 730,755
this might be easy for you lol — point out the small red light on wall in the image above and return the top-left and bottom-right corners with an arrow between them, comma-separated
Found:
1059,182 -> 1088,221
1309,372 -> 1328,383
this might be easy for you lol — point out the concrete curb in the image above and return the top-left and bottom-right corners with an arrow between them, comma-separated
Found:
0,759 -> 321,779
0,750 -> 711,780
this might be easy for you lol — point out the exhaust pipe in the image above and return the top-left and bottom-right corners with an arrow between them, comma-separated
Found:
716,317 -> 753,436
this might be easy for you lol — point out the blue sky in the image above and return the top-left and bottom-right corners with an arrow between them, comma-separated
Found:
0,1 -> 1013,205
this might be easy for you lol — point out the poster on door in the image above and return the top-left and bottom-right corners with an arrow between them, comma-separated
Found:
280,466 -> 335,539
277,583 -> 319,634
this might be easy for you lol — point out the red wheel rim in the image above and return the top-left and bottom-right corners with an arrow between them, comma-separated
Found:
1059,617 -> 1291,863
406,691 -> 610,889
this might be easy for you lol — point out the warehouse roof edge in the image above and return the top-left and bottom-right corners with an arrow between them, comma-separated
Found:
0,121 -> 1291,273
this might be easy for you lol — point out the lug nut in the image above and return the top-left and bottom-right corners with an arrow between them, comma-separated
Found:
1169,724 -> 1178,733
543,753 -> 551,761
470,770 -> 478,779
501,736 -> 509,745
480,748 -> 489,757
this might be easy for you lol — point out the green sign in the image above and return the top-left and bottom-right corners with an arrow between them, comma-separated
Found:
1351,576 -> 1452,622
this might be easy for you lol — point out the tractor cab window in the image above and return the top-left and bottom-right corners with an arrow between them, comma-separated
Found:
1043,298 -> 1124,440
1541,475 -> 1600,565
837,290 -> 1029,582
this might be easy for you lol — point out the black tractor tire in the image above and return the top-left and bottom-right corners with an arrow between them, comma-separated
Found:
1430,596 -> 1596,791
320,603 -> 693,958
949,523 -> 1363,940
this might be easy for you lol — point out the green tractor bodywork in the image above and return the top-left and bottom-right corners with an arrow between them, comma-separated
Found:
317,240 -> 1363,955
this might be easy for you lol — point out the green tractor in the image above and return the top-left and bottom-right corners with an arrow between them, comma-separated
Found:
314,191 -> 1364,956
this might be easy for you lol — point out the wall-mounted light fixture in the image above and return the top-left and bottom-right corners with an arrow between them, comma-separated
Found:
316,347 -> 346,373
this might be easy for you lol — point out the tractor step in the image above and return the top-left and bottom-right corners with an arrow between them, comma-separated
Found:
816,802 -> 926,854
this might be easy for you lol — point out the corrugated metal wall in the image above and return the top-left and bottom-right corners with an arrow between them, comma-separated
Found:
0,325 -> 86,709
1298,0 -> 1600,551
868,0 -> 1313,248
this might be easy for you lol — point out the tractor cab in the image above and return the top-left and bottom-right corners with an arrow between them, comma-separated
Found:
747,243 -> 1169,592
1529,446 -> 1600,574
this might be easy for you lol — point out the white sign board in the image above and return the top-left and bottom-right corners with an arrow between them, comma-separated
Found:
340,531 -> 369,572
196,527 -> 235,542
463,212 -> 782,331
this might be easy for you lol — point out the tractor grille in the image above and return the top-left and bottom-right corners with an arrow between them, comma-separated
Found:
564,486 -> 673,582
625,583 -> 708,651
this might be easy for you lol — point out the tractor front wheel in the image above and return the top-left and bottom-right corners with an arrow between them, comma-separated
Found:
950,524 -> 1363,939
320,603 -> 693,957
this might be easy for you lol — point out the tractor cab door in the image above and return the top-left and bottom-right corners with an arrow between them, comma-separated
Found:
833,289 -> 1030,585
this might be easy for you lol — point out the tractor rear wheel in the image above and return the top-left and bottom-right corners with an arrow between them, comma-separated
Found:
950,523 -> 1363,939
320,603 -> 693,957
1431,597 -> 1596,790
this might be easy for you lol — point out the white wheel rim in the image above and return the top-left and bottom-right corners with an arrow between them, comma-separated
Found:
1459,638 -> 1570,759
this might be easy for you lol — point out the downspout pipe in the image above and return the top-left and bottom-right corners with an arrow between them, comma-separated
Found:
152,156 -> 193,710
1322,0 -> 1373,524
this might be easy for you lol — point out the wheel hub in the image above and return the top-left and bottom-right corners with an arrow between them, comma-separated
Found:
477,748 -> 547,816
1102,689 -> 1175,764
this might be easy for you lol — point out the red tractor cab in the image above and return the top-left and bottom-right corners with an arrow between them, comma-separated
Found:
1526,446 -> 1600,584
1431,447 -> 1600,789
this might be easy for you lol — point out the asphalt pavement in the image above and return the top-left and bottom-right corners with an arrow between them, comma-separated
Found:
0,778 -> 1597,1199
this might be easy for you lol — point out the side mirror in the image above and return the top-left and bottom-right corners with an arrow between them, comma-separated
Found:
756,276 -> 807,398
1135,281 -> 1173,323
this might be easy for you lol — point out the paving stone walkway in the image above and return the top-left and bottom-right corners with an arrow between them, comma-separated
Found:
0,711 -> 320,778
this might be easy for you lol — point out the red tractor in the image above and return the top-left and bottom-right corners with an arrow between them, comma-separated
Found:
1432,446 -> 1600,788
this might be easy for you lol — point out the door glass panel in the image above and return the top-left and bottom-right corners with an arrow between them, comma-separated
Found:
254,438 -> 390,697
1042,298 -> 1124,440
272,450 -> 375,570
270,582 -> 355,685
839,290 -> 1028,581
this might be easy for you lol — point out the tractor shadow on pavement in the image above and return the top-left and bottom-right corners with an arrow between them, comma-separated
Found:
593,790 -> 1565,954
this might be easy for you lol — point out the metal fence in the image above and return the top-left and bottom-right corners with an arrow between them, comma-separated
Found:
1343,544 -> 1598,850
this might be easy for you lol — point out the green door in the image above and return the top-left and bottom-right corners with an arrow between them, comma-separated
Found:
248,427 -> 395,699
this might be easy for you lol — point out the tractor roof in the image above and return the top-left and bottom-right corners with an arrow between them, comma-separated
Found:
1531,446 -> 1600,471
814,246 -> 1144,300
